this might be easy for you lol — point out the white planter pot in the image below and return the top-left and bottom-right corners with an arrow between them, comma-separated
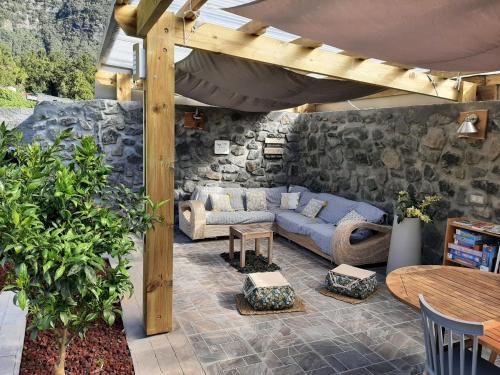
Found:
386,217 -> 422,274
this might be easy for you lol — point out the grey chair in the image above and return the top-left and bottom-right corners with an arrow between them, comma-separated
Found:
419,294 -> 499,375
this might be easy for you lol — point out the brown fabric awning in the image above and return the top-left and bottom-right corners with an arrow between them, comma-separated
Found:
175,50 -> 382,112
227,0 -> 500,72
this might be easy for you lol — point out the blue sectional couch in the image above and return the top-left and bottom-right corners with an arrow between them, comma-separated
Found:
178,185 -> 392,265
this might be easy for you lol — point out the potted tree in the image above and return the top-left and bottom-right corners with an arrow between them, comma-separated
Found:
386,191 -> 441,274
0,124 -> 163,374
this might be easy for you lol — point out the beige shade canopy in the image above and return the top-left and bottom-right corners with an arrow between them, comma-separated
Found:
227,0 -> 500,72
175,50 -> 382,112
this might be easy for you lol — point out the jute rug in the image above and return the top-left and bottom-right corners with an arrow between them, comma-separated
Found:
319,287 -> 377,305
235,294 -> 306,315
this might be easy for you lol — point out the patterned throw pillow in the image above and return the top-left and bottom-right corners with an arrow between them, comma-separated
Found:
280,192 -> 300,210
337,210 -> 367,225
246,191 -> 267,211
301,198 -> 327,218
209,193 -> 234,212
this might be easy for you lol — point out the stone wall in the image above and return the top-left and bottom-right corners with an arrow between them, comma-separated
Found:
175,108 -> 299,201
14,99 -> 500,263
290,102 -> 500,263
18,100 -> 144,189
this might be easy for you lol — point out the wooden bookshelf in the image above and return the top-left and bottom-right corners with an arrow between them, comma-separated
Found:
443,217 -> 500,269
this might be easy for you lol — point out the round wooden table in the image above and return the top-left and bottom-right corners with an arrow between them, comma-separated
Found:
387,265 -> 500,355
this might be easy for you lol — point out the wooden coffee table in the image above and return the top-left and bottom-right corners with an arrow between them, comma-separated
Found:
229,224 -> 273,267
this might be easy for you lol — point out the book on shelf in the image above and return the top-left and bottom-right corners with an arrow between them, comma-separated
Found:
448,248 -> 482,263
454,228 -> 487,241
453,219 -> 496,232
480,245 -> 498,272
447,252 -> 481,268
453,235 -> 483,250
448,243 -> 482,257
485,225 -> 500,235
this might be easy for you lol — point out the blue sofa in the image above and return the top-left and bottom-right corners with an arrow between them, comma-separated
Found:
178,185 -> 392,265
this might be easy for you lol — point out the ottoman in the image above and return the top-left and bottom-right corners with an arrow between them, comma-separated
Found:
325,264 -> 377,299
243,271 -> 295,310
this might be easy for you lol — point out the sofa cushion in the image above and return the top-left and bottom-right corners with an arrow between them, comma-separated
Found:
280,192 -> 300,210
288,185 -> 310,194
265,186 -> 288,209
209,193 -> 234,212
206,211 -> 275,225
246,190 -> 267,211
352,202 -> 387,224
301,198 -> 327,218
337,210 -> 366,225
191,186 -> 224,210
304,224 -> 373,256
225,188 -> 246,211
294,191 -> 318,212
275,211 -> 325,235
316,193 -> 357,224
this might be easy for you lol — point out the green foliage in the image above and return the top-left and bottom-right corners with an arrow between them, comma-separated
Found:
17,50 -> 96,100
395,191 -> 441,224
0,45 -> 26,87
0,123 -> 164,343
0,0 -> 114,58
0,88 -> 36,109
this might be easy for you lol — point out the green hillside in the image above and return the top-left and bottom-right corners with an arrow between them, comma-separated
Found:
0,0 -> 115,59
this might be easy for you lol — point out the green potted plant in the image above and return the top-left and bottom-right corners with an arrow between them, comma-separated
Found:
0,123 -> 163,375
387,191 -> 441,273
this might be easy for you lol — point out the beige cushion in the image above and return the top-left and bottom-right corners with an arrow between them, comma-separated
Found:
248,271 -> 290,287
332,264 -> 376,280
301,198 -> 327,218
337,210 -> 367,225
209,193 -> 234,212
246,191 -> 267,211
280,192 -> 300,210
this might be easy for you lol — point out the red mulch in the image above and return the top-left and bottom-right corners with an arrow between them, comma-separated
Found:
20,317 -> 134,375
1,264 -> 134,374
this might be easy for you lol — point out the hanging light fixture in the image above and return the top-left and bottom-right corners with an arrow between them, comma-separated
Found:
457,113 -> 479,137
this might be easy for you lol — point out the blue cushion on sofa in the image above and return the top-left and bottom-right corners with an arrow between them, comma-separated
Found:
265,186 -> 288,209
352,202 -> 387,224
288,185 -> 310,194
294,191 -> 318,213
275,211 -> 324,235
206,211 -> 275,225
316,193 -> 356,224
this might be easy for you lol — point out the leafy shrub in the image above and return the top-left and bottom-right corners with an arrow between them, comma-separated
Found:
0,88 -> 36,108
0,124 -> 163,374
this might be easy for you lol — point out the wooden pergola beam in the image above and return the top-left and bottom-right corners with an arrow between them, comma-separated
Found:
176,0 -> 208,20
116,73 -> 132,101
137,0 -> 174,37
237,20 -> 269,35
174,19 -> 476,101
291,37 -> 323,49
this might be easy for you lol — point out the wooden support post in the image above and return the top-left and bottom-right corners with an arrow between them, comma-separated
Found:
116,73 -> 132,101
143,12 -> 175,335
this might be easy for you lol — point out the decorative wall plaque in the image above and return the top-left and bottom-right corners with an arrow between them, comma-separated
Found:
214,140 -> 230,155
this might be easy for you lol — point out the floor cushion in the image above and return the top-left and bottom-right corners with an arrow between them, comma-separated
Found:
243,271 -> 295,310
206,211 -> 275,225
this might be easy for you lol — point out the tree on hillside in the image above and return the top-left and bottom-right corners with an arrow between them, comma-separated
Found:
0,44 -> 26,87
17,50 -> 95,100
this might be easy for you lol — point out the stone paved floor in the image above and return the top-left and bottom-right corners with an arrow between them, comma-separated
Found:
172,233 -> 426,375
123,232 -> 435,375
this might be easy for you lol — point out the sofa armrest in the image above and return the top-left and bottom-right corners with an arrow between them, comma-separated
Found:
331,221 -> 392,266
178,200 -> 206,240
